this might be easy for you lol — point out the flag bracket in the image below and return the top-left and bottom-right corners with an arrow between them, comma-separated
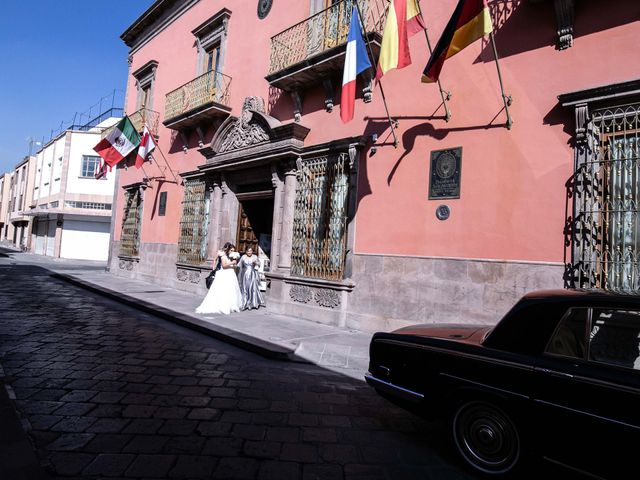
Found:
489,32 -> 513,130
418,0 -> 453,123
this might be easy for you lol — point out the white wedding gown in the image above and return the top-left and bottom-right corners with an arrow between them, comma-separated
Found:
196,266 -> 242,315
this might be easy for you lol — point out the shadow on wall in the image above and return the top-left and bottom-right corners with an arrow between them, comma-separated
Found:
474,0 -> 640,62
168,122 -> 218,155
358,111 -> 509,195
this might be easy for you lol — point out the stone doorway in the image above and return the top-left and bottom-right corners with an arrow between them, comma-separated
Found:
236,197 -> 274,257
235,193 -> 274,293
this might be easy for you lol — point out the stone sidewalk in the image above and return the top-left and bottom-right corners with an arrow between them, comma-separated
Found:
0,248 -> 371,381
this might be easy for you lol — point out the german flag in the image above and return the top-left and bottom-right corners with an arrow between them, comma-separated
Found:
422,0 -> 493,83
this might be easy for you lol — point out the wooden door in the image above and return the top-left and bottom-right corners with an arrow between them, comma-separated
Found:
236,204 -> 258,254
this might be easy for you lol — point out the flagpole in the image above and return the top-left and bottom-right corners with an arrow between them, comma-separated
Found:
489,32 -> 513,129
417,0 -> 451,122
152,142 -> 180,184
354,2 -> 399,148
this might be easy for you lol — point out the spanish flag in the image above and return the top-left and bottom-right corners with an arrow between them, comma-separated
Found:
376,0 -> 425,79
422,0 -> 493,83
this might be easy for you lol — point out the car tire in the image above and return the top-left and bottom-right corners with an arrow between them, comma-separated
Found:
452,400 -> 521,476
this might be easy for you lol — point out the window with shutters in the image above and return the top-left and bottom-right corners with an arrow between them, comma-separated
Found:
291,152 -> 350,281
177,179 -> 209,265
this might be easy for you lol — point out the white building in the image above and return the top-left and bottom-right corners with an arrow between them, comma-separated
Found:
29,114 -> 120,261
1,157 -> 36,250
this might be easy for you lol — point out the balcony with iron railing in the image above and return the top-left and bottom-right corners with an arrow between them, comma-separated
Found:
100,107 -> 160,139
163,70 -> 232,130
266,0 -> 387,91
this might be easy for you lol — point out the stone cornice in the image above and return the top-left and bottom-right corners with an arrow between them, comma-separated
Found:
558,79 -> 640,107
131,60 -> 159,79
191,8 -> 232,38
121,0 -> 200,51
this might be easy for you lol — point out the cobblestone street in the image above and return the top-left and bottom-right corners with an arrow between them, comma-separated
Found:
0,262 -> 479,480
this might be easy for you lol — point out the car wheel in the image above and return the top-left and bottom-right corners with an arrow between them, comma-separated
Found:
452,401 -> 521,476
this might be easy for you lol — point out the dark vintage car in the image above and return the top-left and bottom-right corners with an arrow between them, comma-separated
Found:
365,289 -> 640,479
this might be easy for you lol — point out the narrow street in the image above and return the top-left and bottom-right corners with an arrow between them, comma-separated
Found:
0,260 -> 476,479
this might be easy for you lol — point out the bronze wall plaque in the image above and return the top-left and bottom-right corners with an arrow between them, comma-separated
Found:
429,147 -> 462,200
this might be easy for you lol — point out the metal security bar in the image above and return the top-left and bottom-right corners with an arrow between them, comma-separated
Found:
567,103 -> 640,291
291,153 -> 350,281
177,179 -> 209,265
268,0 -> 388,74
120,188 -> 142,257
164,71 -> 232,123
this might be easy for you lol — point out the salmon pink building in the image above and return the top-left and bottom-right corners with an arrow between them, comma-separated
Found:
110,0 -> 640,331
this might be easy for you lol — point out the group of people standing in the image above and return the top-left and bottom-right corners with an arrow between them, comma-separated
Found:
196,242 -> 265,315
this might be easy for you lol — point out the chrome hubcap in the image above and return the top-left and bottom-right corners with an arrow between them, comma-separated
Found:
454,402 -> 520,474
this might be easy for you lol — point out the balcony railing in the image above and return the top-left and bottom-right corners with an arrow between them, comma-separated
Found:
100,107 -> 159,139
164,70 -> 232,127
130,108 -> 160,136
268,0 -> 387,75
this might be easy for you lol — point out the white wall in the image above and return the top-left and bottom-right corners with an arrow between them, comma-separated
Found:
50,136 -> 65,196
66,132 -> 116,196
60,219 -> 110,261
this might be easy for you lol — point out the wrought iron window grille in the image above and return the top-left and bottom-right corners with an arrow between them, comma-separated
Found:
120,188 -> 143,257
177,178 -> 209,266
566,103 -> 640,292
291,152 -> 350,281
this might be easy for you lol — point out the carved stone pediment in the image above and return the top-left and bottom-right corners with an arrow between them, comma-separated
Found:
209,96 -> 280,154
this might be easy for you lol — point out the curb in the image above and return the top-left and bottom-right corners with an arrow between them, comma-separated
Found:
51,273 -> 305,363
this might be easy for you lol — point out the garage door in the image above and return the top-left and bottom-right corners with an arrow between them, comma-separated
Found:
35,219 -> 47,255
60,220 -> 111,261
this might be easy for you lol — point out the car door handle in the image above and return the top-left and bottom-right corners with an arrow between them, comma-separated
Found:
535,367 -> 574,379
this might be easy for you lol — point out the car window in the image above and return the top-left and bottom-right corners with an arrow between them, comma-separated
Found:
589,309 -> 640,371
545,308 -> 587,359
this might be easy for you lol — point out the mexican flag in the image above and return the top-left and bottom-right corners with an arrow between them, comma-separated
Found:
93,116 -> 140,168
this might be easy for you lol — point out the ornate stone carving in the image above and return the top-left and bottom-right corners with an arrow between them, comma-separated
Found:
219,97 -> 270,153
177,269 -> 189,282
554,0 -> 574,50
290,284 -> 313,303
315,289 -> 341,308
290,90 -> 302,123
362,71 -> 374,103
189,270 -> 201,284
119,259 -> 134,271
322,79 -> 334,113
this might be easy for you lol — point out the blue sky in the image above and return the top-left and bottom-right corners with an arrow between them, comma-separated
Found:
0,1 -> 153,173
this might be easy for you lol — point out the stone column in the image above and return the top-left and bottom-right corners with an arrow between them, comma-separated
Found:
278,161 -> 298,272
269,165 -> 284,272
206,177 -> 223,262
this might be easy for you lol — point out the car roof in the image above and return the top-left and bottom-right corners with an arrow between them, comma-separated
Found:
483,289 -> 640,354
519,289 -> 640,306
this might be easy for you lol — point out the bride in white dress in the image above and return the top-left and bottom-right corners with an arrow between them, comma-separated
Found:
196,243 -> 243,315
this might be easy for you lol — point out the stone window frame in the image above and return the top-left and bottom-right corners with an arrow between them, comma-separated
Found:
119,184 -> 145,258
559,79 -> 640,291
176,176 -> 210,267
132,60 -> 159,111
192,9 -> 231,77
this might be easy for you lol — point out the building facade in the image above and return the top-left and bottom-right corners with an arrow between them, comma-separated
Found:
1,157 -> 37,250
29,115 -> 120,261
0,172 -> 12,244
110,0 -> 640,332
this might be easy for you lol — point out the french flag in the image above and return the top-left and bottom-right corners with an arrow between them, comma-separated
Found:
340,6 -> 372,123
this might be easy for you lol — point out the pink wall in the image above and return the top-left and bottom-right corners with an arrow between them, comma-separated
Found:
117,0 -> 640,264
